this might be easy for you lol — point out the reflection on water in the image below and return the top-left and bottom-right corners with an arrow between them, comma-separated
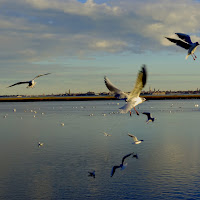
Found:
0,100 -> 200,199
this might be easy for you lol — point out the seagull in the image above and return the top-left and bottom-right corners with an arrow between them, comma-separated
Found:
103,132 -> 111,136
38,142 -> 44,147
165,33 -> 199,60
104,77 -> 128,100
104,65 -> 147,115
111,153 -> 133,177
128,133 -> 144,144
132,153 -> 139,159
142,112 -> 155,123
88,170 -> 95,178
7,73 -> 51,88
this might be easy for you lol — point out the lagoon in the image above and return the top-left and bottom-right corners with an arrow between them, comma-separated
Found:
0,100 -> 200,199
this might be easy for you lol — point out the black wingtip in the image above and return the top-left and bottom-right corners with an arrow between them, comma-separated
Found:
141,64 -> 147,86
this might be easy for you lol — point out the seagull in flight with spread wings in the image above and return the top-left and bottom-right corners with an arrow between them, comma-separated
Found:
88,170 -> 95,178
104,65 -> 147,115
111,153 -> 133,177
128,133 -> 144,144
142,112 -> 156,124
165,33 -> 199,60
7,73 -> 51,88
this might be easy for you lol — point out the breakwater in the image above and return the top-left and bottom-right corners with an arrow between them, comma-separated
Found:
1,94 -> 200,102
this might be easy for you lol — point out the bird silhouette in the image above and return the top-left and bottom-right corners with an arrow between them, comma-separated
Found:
111,153 -> 134,177
165,33 -> 199,60
142,112 -> 156,123
7,73 -> 51,88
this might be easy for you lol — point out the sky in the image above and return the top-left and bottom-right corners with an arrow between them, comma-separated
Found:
1,0 -> 200,95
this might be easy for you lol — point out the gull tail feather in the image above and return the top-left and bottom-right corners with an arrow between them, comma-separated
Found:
185,54 -> 189,60
119,102 -> 134,114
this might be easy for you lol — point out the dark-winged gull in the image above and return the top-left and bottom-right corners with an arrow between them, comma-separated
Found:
132,153 -> 139,159
142,112 -> 155,123
128,133 -> 144,144
165,33 -> 199,60
104,65 -> 147,115
88,170 -> 95,178
111,153 -> 134,177
7,73 -> 51,88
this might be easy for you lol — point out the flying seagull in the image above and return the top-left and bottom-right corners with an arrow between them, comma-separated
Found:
132,153 -> 139,159
103,132 -> 112,136
104,65 -> 147,115
165,33 -> 199,60
142,112 -> 156,123
111,153 -> 133,177
128,133 -> 144,144
7,73 -> 51,88
38,142 -> 44,147
88,170 -> 95,178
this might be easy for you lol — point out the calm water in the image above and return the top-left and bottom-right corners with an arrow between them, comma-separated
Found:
0,99 -> 200,200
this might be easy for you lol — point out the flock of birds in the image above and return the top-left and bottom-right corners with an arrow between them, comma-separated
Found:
88,32 -> 200,178
6,33 -> 199,91
88,64 -> 156,178
5,32 -> 199,178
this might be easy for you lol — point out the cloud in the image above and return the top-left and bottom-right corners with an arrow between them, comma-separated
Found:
0,0 -> 200,65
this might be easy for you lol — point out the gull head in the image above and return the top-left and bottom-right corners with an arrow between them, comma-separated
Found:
142,97 -> 146,102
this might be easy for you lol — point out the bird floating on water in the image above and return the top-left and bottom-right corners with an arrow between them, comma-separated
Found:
88,170 -> 95,178
7,73 -> 51,88
128,133 -> 144,144
104,65 -> 147,115
111,153 -> 134,177
142,112 -> 156,123
165,33 -> 199,60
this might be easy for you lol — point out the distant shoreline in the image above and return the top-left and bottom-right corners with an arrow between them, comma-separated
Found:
1,94 -> 200,102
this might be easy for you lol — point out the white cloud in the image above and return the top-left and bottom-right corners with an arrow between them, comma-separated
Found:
90,40 -> 127,52
0,0 -> 200,65
22,0 -> 121,16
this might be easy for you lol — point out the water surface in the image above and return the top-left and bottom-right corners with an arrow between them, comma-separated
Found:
0,100 -> 200,199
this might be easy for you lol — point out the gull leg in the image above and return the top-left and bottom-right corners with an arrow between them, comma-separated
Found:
193,53 -> 197,58
191,54 -> 195,60
134,107 -> 139,115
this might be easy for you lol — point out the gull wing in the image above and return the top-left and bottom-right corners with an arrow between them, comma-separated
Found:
165,37 -> 190,50
128,133 -> 138,142
175,33 -> 192,44
111,165 -> 121,177
127,65 -> 147,101
33,73 -> 51,80
104,76 -> 128,99
121,153 -> 132,165
103,132 -> 111,136
119,101 -> 135,114
7,81 -> 30,88
142,112 -> 151,119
